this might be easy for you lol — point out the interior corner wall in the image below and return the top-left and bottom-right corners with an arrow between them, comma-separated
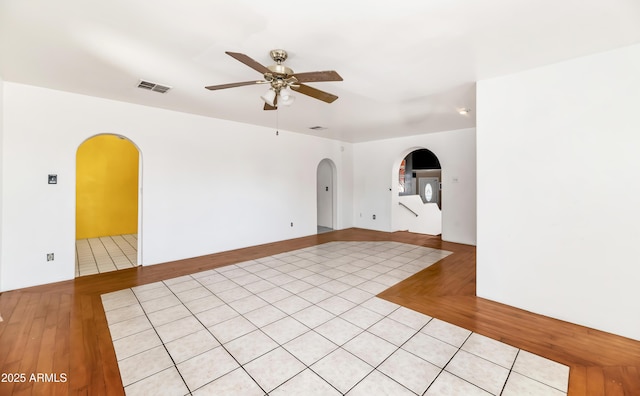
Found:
476,43 -> 640,341
0,82 -> 353,291
352,128 -> 476,245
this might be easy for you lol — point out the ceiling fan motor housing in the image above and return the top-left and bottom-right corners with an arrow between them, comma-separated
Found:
265,50 -> 294,90
266,64 -> 294,78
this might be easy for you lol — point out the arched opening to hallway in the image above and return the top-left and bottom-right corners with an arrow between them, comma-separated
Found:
75,134 -> 141,276
395,148 -> 442,235
317,158 -> 337,233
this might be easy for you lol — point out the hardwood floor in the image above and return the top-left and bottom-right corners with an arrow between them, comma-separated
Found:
0,228 -> 638,395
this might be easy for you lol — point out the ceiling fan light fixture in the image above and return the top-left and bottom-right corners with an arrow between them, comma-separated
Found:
261,88 -> 277,106
279,87 -> 295,106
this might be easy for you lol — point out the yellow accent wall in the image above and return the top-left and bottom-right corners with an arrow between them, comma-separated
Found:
76,135 -> 139,239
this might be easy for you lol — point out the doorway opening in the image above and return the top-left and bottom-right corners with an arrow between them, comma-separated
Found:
75,134 -> 142,277
317,159 -> 337,234
399,149 -> 441,207
395,148 -> 442,235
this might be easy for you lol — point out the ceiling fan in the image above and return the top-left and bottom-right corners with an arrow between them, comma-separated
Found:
205,49 -> 343,110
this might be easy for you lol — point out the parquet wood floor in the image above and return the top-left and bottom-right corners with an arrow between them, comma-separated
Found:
0,228 -> 638,395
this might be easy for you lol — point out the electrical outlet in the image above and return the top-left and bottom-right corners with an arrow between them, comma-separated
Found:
47,253 -> 54,261
373,214 -> 376,220
290,222 -> 293,227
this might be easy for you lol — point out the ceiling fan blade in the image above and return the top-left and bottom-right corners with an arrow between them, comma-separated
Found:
205,80 -> 266,90
294,70 -> 343,83
292,84 -> 339,103
225,51 -> 270,74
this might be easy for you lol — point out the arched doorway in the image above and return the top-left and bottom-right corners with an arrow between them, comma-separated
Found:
317,159 -> 336,233
395,148 -> 442,235
75,134 -> 141,276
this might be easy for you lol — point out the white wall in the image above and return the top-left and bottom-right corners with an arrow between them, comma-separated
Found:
0,82 -> 353,291
0,77 -> 4,290
477,44 -> 640,341
397,196 -> 442,236
352,128 -> 476,245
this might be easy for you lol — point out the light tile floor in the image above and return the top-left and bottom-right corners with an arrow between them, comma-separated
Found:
76,234 -> 138,277
102,241 -> 570,395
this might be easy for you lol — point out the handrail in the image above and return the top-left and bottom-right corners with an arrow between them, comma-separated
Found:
398,202 -> 419,217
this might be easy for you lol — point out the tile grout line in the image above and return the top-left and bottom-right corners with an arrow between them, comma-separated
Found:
499,349 -> 521,395
101,237 -> 117,273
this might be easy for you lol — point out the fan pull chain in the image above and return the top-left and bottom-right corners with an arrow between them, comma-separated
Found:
276,107 -> 279,136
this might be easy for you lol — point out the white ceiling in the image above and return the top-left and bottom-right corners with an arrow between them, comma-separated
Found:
1,0 -> 639,142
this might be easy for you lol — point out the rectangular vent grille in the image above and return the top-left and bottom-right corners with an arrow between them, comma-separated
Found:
309,126 -> 327,131
137,80 -> 172,93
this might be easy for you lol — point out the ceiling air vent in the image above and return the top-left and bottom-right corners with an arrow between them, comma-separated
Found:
137,80 -> 172,93
309,126 -> 327,131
